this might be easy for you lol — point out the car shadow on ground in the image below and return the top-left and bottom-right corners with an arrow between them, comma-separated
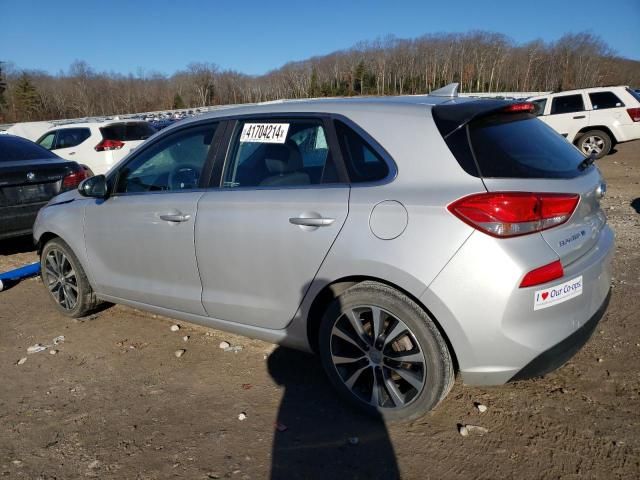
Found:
0,235 -> 37,256
267,347 -> 400,480
631,198 -> 640,214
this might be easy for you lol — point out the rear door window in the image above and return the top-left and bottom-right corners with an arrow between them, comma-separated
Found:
101,122 -> 156,142
54,128 -> 91,149
589,91 -> 624,110
223,119 -> 337,187
468,114 -> 586,179
550,94 -> 585,114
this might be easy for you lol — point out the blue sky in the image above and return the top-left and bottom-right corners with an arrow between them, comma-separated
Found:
3,0 -> 639,76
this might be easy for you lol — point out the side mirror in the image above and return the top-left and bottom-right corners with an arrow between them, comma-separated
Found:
78,174 -> 108,199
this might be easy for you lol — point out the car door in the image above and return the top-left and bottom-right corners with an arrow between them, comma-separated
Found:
195,117 -> 350,329
588,90 -> 627,130
51,128 -> 91,161
543,93 -> 590,142
84,122 -> 220,315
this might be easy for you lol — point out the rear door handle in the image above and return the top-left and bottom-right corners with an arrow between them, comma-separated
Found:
573,115 -> 586,119
289,217 -> 335,227
68,152 -> 76,155
160,213 -> 191,222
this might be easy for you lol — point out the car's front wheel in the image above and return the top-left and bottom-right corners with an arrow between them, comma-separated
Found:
318,281 -> 454,422
41,238 -> 99,317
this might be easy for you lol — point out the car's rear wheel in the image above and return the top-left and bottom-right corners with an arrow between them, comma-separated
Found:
41,238 -> 99,317
318,281 -> 454,422
577,130 -> 612,159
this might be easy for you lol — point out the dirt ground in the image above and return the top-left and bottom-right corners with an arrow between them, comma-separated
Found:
1,142 -> 639,480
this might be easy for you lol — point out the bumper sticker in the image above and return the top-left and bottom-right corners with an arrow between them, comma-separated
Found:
534,276 -> 583,311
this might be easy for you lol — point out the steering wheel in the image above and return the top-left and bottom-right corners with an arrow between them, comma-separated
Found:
168,164 -> 200,190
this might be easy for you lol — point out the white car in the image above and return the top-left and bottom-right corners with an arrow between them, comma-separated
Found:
36,120 -> 156,174
528,86 -> 640,159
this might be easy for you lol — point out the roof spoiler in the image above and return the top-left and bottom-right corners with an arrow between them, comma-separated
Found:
432,99 -> 525,138
429,83 -> 459,98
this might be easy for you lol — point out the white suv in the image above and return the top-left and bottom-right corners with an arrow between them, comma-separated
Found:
528,86 -> 640,159
36,120 -> 156,174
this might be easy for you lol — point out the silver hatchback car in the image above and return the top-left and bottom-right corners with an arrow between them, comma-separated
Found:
33,85 -> 613,421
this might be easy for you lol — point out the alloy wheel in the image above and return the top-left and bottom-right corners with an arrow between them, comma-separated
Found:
44,249 -> 78,310
329,305 -> 426,409
581,135 -> 605,155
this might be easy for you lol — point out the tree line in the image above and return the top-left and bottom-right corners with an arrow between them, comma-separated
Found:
1,31 -> 639,123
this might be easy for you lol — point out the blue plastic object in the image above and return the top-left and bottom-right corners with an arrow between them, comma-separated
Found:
0,262 -> 41,291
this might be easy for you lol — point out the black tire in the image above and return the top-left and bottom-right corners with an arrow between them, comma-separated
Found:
576,130 -> 612,159
41,237 -> 100,317
318,281 -> 454,422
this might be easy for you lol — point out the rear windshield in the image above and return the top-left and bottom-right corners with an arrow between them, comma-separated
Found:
100,122 -> 156,141
0,135 -> 58,161
467,114 -> 586,179
626,87 -> 640,103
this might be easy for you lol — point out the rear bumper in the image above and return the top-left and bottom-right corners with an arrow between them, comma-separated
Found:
425,224 -> 614,386
0,203 -> 47,240
509,289 -> 610,381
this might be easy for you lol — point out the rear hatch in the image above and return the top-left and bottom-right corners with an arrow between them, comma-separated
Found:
98,121 -> 156,154
434,102 -> 607,265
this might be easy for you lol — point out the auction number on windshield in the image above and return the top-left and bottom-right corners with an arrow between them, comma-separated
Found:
240,123 -> 290,144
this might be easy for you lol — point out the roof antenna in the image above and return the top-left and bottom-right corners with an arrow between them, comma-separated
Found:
429,83 -> 459,97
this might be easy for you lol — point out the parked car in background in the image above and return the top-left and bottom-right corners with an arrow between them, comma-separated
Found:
33,90 -> 613,421
528,86 -> 640,159
0,135 -> 87,240
35,120 -> 156,175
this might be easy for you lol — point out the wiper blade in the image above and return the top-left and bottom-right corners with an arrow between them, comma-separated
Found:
578,152 -> 596,171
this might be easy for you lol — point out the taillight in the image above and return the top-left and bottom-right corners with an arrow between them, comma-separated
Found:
626,107 -> 640,122
61,169 -> 88,190
448,192 -> 579,238
95,139 -> 125,151
519,260 -> 564,288
502,102 -> 535,113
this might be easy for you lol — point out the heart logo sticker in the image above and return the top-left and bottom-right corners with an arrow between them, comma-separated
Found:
541,292 -> 549,300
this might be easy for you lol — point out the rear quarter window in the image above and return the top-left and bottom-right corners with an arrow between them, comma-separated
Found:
334,121 -> 389,183
589,91 -> 624,110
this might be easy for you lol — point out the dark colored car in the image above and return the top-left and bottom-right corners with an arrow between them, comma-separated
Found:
0,135 -> 88,240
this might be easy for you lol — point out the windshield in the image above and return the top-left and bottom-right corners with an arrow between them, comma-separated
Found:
0,135 -> 59,162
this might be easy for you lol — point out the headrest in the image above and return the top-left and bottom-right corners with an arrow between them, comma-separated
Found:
264,143 -> 302,174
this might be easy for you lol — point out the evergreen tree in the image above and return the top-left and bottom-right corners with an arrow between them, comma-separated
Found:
354,61 -> 366,95
0,62 -> 7,118
308,68 -> 320,97
14,73 -> 43,121
172,92 -> 185,109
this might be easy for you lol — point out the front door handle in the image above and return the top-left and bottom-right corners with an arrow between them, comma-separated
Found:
160,213 -> 191,222
68,151 -> 76,155
573,115 -> 586,119
289,217 -> 335,227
